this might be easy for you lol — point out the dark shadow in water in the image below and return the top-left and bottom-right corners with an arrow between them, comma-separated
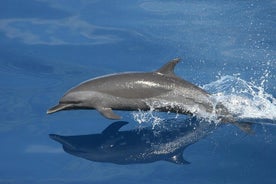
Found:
49,118 -> 218,165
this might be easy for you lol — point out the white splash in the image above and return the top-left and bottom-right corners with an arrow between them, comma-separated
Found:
204,75 -> 276,121
132,108 -> 164,128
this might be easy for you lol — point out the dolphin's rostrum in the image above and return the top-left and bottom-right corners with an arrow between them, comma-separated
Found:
47,58 -> 252,132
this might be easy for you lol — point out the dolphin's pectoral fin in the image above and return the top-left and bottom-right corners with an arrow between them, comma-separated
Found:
96,107 -> 121,120
156,58 -> 181,77
165,151 -> 190,165
102,121 -> 129,135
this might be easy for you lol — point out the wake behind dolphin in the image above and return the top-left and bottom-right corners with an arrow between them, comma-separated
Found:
47,58 -> 251,132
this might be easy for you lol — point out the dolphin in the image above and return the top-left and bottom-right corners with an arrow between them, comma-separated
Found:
49,118 -> 217,165
47,58 -> 251,132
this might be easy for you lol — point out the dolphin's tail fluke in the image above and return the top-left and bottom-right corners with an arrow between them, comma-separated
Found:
233,122 -> 254,134
215,104 -> 254,134
219,115 -> 254,134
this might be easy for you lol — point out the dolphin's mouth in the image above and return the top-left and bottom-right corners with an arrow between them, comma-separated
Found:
47,103 -> 73,114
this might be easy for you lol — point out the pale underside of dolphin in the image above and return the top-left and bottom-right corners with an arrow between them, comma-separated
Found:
47,58 -> 252,133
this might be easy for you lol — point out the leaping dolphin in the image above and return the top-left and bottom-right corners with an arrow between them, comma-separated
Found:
47,58 -> 251,132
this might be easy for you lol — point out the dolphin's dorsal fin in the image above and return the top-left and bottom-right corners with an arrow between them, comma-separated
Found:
156,58 -> 181,77
102,121 -> 129,135
165,150 -> 190,165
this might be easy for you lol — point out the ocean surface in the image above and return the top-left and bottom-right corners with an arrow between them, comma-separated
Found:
0,0 -> 275,184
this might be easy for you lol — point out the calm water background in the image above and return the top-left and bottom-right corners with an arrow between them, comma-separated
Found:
0,0 -> 275,184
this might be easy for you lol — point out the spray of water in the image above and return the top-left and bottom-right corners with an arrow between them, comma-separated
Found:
132,108 -> 165,128
204,75 -> 276,123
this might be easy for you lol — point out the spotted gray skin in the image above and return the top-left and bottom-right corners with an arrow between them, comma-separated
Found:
47,58 -> 240,125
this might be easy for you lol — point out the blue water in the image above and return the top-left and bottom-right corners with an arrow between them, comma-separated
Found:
0,0 -> 275,183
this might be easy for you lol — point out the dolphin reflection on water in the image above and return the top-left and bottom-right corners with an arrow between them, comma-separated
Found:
49,118 -> 218,165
